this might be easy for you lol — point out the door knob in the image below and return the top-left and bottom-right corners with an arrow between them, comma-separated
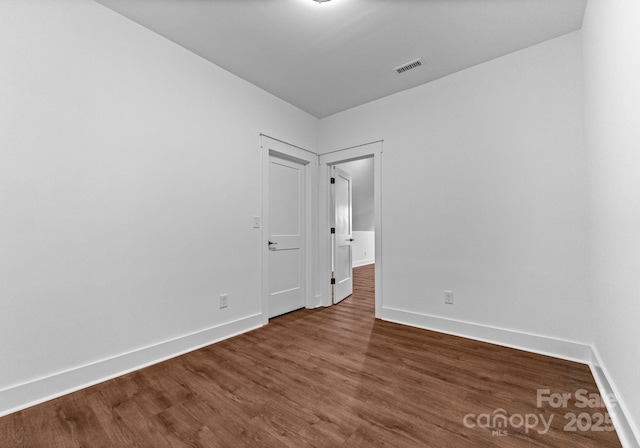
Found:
268,241 -> 277,245
348,238 -> 355,242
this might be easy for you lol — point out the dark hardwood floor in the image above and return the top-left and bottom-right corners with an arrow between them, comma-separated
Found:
0,264 -> 621,447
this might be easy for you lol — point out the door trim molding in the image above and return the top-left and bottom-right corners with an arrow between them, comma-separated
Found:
260,135 -> 317,324
319,141 -> 383,318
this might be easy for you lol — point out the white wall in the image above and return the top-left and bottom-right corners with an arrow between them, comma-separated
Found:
0,0 -> 317,411
351,231 -> 375,267
334,158 -> 375,267
583,0 -> 640,443
320,32 -> 590,348
335,158 -> 375,231
5,2 -> 636,437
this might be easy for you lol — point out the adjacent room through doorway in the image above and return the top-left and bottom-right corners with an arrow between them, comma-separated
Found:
330,156 -> 375,305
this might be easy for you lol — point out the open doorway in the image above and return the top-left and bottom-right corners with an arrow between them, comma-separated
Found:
319,141 -> 382,317
334,157 -> 375,269
331,157 -> 375,304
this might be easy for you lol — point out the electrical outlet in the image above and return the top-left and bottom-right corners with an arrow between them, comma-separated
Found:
444,290 -> 454,305
220,294 -> 228,309
252,216 -> 261,228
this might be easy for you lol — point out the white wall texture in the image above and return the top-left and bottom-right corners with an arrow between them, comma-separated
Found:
2,0 -> 638,438
320,32 -> 590,345
335,158 -> 375,231
583,0 -> 640,442
351,231 -> 375,268
0,0 -> 317,399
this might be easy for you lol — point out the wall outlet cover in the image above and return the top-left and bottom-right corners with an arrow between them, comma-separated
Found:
444,290 -> 454,305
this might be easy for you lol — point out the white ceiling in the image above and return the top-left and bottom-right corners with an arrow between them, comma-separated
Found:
94,0 -> 587,118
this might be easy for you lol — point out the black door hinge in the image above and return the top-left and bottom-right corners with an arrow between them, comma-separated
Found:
330,227 -> 335,234
330,177 -> 335,184
331,278 -> 336,285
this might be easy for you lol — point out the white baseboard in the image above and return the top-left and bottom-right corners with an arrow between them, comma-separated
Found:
0,313 -> 264,418
380,306 -> 639,446
589,347 -> 640,448
380,306 -> 591,363
3,306 -> 637,448
353,258 -> 375,268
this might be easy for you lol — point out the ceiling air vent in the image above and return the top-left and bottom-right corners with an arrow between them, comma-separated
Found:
393,58 -> 424,74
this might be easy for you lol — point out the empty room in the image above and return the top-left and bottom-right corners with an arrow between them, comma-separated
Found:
1,0 -> 638,446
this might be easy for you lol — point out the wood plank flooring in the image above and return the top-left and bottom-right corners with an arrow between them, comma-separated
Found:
0,264 -> 621,447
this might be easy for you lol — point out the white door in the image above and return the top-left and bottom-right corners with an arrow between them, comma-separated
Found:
268,155 -> 305,318
332,166 -> 353,303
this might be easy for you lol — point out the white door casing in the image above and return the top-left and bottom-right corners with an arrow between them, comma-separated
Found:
260,135 -> 317,323
319,141 -> 383,317
332,166 -> 353,303
260,136 -> 380,320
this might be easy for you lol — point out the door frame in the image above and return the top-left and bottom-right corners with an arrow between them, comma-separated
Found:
260,135 -> 317,325
319,141 -> 383,318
